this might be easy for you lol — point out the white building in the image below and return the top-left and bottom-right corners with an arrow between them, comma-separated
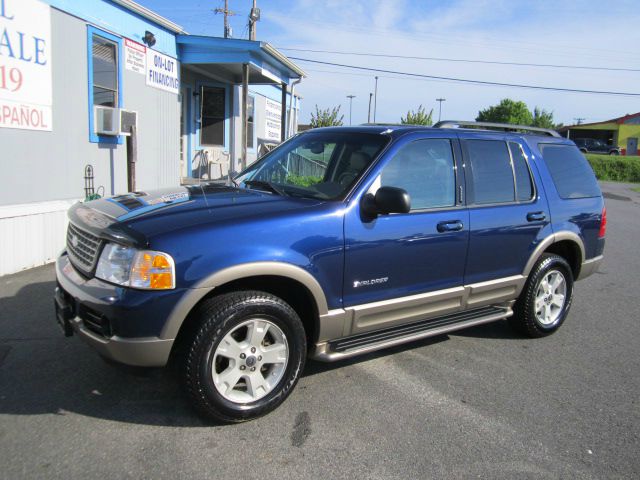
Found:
0,0 -> 305,276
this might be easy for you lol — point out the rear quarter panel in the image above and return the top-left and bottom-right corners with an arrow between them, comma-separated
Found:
527,140 -> 605,260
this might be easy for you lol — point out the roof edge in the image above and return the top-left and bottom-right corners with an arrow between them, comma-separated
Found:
262,42 -> 306,78
110,0 -> 186,34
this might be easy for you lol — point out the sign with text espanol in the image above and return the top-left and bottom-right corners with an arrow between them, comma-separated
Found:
125,38 -> 146,75
0,0 -> 52,131
146,48 -> 178,94
265,98 -> 282,141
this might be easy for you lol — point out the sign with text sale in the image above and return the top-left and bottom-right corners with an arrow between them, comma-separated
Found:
0,0 -> 52,131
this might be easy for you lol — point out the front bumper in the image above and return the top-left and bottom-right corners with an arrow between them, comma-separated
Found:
55,253 -> 176,367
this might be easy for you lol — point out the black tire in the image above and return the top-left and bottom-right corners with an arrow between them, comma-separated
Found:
509,254 -> 574,338
183,291 -> 306,423
579,148 -> 588,154
609,150 -> 619,156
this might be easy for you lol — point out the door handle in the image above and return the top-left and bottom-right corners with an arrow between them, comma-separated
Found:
527,212 -> 546,222
437,220 -> 464,232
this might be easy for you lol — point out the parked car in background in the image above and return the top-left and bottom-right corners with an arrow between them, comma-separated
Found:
574,138 -> 621,155
55,121 -> 606,422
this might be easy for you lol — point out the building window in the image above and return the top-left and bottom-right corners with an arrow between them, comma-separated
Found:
200,86 -> 225,146
87,26 -> 122,144
247,95 -> 255,149
92,35 -> 118,107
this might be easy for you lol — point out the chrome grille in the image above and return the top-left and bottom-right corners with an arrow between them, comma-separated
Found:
66,223 -> 102,273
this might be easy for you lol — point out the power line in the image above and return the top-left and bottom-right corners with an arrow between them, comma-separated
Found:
279,47 -> 640,73
287,57 -> 640,97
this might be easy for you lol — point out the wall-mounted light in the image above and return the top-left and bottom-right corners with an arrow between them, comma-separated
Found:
143,31 -> 156,47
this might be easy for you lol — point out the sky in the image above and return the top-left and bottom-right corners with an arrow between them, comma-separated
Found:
139,0 -> 640,126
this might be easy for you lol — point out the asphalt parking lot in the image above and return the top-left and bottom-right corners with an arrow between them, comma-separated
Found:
1,182 -> 638,479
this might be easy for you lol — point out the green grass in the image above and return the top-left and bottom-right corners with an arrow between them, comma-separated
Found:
632,186 -> 640,193
585,154 -> 640,183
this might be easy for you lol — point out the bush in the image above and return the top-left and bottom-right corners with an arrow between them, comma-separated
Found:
286,174 -> 322,187
585,154 -> 640,182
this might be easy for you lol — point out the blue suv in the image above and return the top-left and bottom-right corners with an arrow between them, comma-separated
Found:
55,121 -> 606,422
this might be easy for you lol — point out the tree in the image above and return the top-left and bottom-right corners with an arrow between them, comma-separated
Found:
401,105 -> 433,125
476,99 -> 533,125
532,107 -> 556,129
310,105 -> 344,128
476,98 -> 560,129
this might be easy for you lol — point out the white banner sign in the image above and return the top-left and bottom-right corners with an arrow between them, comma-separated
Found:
124,38 -> 146,75
0,0 -> 52,131
264,98 -> 281,141
146,48 -> 178,94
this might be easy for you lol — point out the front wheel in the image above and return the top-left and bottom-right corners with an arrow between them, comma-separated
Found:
509,254 -> 574,338
183,291 -> 306,422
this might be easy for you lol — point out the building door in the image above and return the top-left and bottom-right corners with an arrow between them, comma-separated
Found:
627,137 -> 638,156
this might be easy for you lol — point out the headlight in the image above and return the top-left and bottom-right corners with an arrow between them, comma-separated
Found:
95,243 -> 175,290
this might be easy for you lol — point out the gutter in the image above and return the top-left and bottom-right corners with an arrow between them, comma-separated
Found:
262,42 -> 306,78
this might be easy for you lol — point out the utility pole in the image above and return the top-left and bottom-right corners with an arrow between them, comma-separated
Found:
436,98 -> 446,122
373,76 -> 379,123
248,0 -> 260,40
367,93 -> 373,123
573,117 -> 585,125
347,95 -> 355,125
214,0 -> 236,38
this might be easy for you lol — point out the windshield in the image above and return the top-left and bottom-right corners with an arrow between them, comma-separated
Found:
234,131 -> 389,200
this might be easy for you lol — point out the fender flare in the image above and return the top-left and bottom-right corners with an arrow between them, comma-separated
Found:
160,262 -> 328,340
522,231 -> 585,278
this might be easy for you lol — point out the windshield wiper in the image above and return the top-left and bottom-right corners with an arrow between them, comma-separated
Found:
243,180 -> 287,196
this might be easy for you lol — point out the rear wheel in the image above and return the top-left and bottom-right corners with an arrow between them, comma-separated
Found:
183,291 -> 306,422
509,254 -> 574,337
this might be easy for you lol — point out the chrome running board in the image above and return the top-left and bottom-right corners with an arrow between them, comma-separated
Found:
311,305 -> 512,362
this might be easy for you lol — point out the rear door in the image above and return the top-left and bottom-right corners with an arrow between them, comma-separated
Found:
460,134 -> 552,291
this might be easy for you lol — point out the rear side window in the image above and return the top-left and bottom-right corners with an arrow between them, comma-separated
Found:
509,142 -> 534,201
466,140 -> 514,204
539,144 -> 600,198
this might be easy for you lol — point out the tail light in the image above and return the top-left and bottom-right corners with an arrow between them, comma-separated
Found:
598,206 -> 607,238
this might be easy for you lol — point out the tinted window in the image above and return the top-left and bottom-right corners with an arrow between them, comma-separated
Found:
509,142 -> 534,201
467,140 -> 514,204
377,139 -> 455,210
539,144 -> 601,198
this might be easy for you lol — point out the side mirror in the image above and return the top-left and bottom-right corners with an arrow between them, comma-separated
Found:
361,186 -> 411,218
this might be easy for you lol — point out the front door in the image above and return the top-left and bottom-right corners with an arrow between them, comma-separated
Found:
343,135 -> 469,335
627,137 -> 638,156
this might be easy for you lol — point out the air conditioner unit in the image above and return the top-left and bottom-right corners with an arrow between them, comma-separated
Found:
120,109 -> 138,136
94,106 -> 120,136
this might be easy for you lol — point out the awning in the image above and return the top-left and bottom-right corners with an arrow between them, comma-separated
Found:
176,35 -> 305,85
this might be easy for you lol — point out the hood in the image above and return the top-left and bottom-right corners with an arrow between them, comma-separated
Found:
69,184 -> 323,247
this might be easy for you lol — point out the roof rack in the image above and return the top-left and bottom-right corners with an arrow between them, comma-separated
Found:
433,120 -> 561,138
